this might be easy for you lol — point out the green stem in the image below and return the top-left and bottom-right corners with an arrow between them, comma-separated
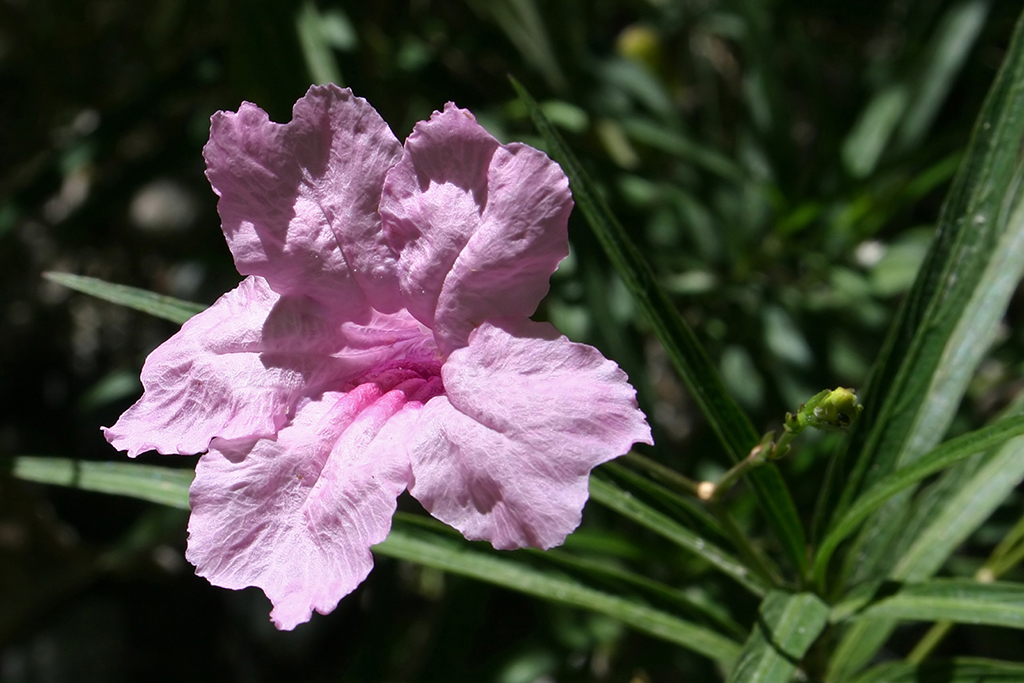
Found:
906,621 -> 954,664
621,451 -> 701,497
988,511 -> 1024,573
771,427 -> 799,459
703,432 -> 775,503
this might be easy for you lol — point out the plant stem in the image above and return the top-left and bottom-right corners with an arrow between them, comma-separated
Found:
621,451 -> 701,497
701,432 -> 775,503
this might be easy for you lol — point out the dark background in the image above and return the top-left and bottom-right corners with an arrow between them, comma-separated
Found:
2,1 -> 1022,680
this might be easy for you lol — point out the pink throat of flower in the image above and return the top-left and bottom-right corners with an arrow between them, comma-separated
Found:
350,358 -> 445,410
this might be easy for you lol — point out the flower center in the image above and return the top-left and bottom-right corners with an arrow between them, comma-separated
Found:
351,358 -> 445,407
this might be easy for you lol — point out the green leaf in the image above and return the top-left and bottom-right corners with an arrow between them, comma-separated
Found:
513,77 -> 808,575
533,548 -> 747,640
588,476 -> 768,596
893,430 -> 1024,581
825,397 -> 1024,676
374,526 -> 742,664
850,658 -> 1024,683
813,413 -> 1024,587
851,580 -> 1024,630
621,118 -> 744,182
898,0 -> 990,150
602,461 -> 727,542
295,0 -> 345,86
12,456 -> 193,509
816,7 -> 1024,562
464,0 -> 565,91
43,272 -> 207,324
726,591 -> 829,683
9,458 -> 742,663
842,85 -> 909,179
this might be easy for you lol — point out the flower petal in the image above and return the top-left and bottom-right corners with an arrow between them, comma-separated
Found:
104,277 -> 291,457
187,375 -> 440,630
408,319 -> 652,549
204,84 -> 404,316
103,276 -> 425,458
380,104 -> 572,353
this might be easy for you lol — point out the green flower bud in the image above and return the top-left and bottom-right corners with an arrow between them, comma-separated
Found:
806,387 -> 862,431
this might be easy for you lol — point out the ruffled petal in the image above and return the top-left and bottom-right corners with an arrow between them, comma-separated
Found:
187,374 -> 440,630
408,319 -> 652,549
380,104 -> 571,353
104,277 -> 292,457
204,84 -> 404,316
104,276 -> 424,458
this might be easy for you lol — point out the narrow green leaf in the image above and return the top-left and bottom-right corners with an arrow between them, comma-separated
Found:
898,0 -> 990,149
295,0 -> 345,86
621,118 -> 744,182
588,476 -> 767,596
893,434 -> 1024,581
850,658 -> 1024,683
374,527 -> 742,664
12,456 -> 193,509
43,272 -> 206,324
533,548 -> 747,639
813,414 -> 1024,587
826,398 -> 1024,677
513,77 -> 808,575
9,457 -> 743,662
464,0 -> 565,91
816,8 -> 1024,545
857,579 -> 1024,630
726,591 -> 829,683
602,461 -> 727,542
842,85 -> 909,178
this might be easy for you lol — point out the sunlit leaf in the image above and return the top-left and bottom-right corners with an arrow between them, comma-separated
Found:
855,579 -> 1024,629
816,9 -> 1024,601
43,272 -> 206,325
12,456 -> 193,509
295,0 -> 345,86
850,658 -> 1024,683
813,413 -> 1024,587
726,591 -> 829,683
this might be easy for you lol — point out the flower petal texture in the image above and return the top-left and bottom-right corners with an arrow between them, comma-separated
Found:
204,87 -> 404,316
104,276 -> 295,457
409,319 -> 652,549
106,84 -> 651,629
379,104 -> 573,354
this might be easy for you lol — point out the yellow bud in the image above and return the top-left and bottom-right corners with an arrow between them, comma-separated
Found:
616,24 -> 661,72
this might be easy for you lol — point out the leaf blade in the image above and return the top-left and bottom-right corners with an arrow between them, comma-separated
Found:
850,658 -> 1024,683
589,476 -> 768,597
856,580 -> 1024,630
375,527 -> 742,664
815,8 -> 1024,549
726,591 -> 830,683
43,272 -> 207,324
813,413 -> 1024,587
12,456 -> 193,509
513,77 -> 808,574
10,458 -> 743,663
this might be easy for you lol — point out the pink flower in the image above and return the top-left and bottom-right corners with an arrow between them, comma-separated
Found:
104,85 -> 652,630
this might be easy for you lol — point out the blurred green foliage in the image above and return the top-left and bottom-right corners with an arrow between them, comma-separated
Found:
2,0 -> 1023,681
